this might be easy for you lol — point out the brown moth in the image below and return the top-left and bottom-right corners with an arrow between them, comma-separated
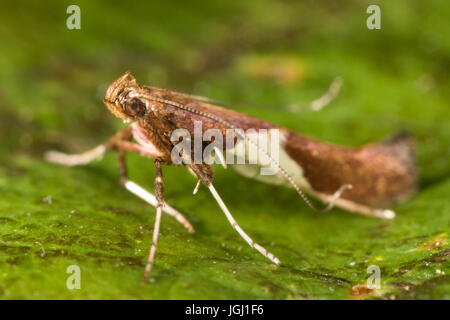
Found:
45,71 -> 417,282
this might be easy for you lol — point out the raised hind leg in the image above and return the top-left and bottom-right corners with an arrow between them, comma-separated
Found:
308,188 -> 396,219
287,77 -> 343,112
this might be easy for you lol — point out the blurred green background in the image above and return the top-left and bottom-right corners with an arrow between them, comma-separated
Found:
0,0 -> 449,299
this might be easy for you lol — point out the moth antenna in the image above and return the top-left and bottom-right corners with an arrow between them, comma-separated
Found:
139,94 -> 347,213
145,85 -> 228,107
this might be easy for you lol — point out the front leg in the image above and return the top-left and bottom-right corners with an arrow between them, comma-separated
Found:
45,125 -> 194,233
44,126 -> 159,166
44,144 -> 108,167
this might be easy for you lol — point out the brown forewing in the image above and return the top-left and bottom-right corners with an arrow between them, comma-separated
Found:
138,86 -> 417,208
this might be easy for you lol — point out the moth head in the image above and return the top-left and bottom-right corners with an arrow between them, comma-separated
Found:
103,71 -> 147,122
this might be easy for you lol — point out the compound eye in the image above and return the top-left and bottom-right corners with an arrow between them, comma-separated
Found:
124,98 -> 146,117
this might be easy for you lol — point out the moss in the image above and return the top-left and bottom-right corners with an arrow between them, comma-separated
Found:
0,0 -> 449,299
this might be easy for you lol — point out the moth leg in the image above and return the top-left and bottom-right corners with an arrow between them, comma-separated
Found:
44,141 -> 159,166
44,126 -> 133,166
213,147 -> 227,169
142,159 -> 164,282
45,145 -> 108,167
114,140 -> 163,159
208,183 -> 280,265
192,180 -> 201,195
309,188 -> 396,219
117,148 -> 194,233
46,126 -> 194,232
288,77 -> 343,112
316,184 -> 353,213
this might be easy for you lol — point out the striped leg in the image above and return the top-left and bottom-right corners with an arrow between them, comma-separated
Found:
142,160 -> 164,282
208,184 -> 280,265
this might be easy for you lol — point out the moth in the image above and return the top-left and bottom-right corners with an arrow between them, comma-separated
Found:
46,72 -> 417,281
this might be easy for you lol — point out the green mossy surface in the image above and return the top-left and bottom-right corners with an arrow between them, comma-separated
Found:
0,0 -> 449,299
